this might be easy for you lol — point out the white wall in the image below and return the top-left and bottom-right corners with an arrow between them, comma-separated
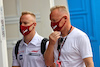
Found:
55,0 -> 67,6
3,0 -> 67,67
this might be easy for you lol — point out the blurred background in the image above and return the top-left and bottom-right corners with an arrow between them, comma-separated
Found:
0,0 -> 99,67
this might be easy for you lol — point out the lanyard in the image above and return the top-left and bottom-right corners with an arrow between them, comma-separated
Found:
57,25 -> 72,64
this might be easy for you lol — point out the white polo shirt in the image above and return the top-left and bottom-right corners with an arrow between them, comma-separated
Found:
12,32 -> 47,67
54,28 -> 93,67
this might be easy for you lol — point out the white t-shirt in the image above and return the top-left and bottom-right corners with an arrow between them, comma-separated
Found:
54,28 -> 93,67
12,32 -> 48,67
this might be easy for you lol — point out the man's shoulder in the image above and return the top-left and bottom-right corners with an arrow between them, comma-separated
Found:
71,27 -> 88,38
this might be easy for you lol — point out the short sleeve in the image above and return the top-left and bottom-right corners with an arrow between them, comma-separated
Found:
78,35 -> 93,59
12,46 -> 20,66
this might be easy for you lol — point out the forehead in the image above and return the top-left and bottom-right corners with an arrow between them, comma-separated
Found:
50,9 -> 59,16
20,14 -> 34,21
50,9 -> 62,19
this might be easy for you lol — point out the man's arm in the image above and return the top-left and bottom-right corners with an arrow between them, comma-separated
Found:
44,31 -> 60,66
83,57 -> 94,67
44,43 -> 55,66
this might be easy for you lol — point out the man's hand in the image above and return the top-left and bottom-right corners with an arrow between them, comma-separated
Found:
49,31 -> 61,45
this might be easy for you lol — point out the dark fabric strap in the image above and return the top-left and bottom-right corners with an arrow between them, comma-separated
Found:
41,38 -> 49,55
15,39 -> 22,59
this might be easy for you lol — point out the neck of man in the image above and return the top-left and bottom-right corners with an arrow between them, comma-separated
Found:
61,25 -> 74,37
24,30 -> 35,44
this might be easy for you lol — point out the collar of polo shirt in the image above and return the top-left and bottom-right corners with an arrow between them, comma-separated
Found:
20,32 -> 42,47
